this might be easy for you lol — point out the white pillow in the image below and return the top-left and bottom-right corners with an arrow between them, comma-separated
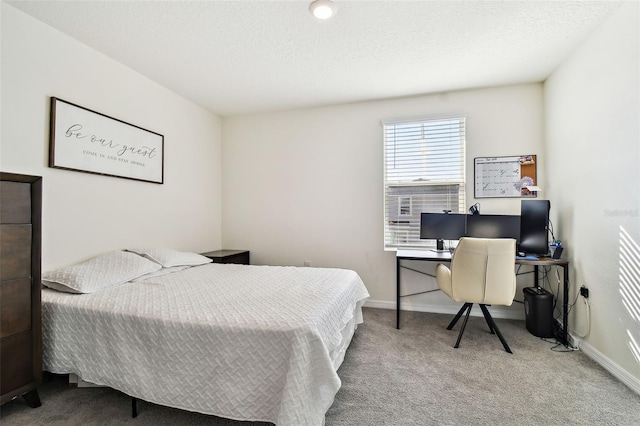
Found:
126,248 -> 212,268
43,251 -> 162,294
131,265 -> 191,282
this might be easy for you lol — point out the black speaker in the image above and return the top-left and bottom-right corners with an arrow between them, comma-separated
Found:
551,246 -> 563,259
523,287 -> 555,338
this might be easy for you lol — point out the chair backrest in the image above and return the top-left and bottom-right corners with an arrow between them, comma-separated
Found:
450,237 -> 516,306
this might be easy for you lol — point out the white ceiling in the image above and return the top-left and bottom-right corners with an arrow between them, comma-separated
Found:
7,0 -> 623,117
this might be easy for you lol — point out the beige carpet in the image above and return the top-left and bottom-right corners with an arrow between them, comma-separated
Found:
2,307 -> 639,425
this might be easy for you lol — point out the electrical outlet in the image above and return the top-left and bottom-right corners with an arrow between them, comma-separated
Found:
304,261 -> 311,267
580,286 -> 589,298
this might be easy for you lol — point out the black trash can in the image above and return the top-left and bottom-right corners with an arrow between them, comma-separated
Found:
523,287 -> 555,338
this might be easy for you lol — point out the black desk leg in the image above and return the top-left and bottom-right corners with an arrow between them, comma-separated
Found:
396,257 -> 401,329
562,265 -> 569,346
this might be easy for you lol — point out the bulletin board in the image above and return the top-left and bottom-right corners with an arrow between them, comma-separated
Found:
474,155 -> 538,198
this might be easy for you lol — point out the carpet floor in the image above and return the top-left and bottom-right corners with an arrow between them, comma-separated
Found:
1,307 -> 638,425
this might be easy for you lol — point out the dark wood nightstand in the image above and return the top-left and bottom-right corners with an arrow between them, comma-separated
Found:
201,250 -> 250,265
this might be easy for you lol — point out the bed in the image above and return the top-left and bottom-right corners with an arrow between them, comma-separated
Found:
40,249 -> 369,426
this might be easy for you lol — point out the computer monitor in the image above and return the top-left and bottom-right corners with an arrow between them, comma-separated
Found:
466,214 -> 520,243
420,212 -> 466,251
520,200 -> 550,256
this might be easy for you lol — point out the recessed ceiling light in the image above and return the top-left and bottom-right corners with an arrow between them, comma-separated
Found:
309,0 -> 336,20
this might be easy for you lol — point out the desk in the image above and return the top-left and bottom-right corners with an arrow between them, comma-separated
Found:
396,250 -> 570,346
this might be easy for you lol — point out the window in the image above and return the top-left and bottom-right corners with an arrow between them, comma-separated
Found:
383,116 -> 466,249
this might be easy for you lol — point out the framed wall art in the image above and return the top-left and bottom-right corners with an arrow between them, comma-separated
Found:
474,155 -> 538,198
49,97 -> 164,184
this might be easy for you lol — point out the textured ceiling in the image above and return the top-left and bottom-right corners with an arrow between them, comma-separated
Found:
7,0 -> 623,117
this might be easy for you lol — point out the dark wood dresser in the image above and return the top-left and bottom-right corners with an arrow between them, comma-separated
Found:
0,172 -> 42,407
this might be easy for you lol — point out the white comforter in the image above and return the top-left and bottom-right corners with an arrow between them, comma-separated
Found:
41,263 -> 369,425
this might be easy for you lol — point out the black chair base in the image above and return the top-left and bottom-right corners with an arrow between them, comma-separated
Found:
447,303 -> 512,353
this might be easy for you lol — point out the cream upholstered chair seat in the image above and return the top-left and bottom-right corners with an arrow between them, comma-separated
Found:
436,237 -> 517,353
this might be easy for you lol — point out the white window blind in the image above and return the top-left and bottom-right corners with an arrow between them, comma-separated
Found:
383,116 -> 466,249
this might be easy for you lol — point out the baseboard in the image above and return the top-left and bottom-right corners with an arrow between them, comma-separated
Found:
570,335 -> 640,396
364,299 -> 525,320
68,373 -> 104,388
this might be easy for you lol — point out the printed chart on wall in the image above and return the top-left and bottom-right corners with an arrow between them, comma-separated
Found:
474,155 -> 538,198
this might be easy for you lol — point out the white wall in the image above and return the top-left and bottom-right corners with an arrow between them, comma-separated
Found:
1,4 -> 223,271
222,84 -> 544,316
545,1 -> 640,386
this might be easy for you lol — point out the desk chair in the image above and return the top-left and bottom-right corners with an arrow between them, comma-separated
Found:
436,237 -> 517,353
